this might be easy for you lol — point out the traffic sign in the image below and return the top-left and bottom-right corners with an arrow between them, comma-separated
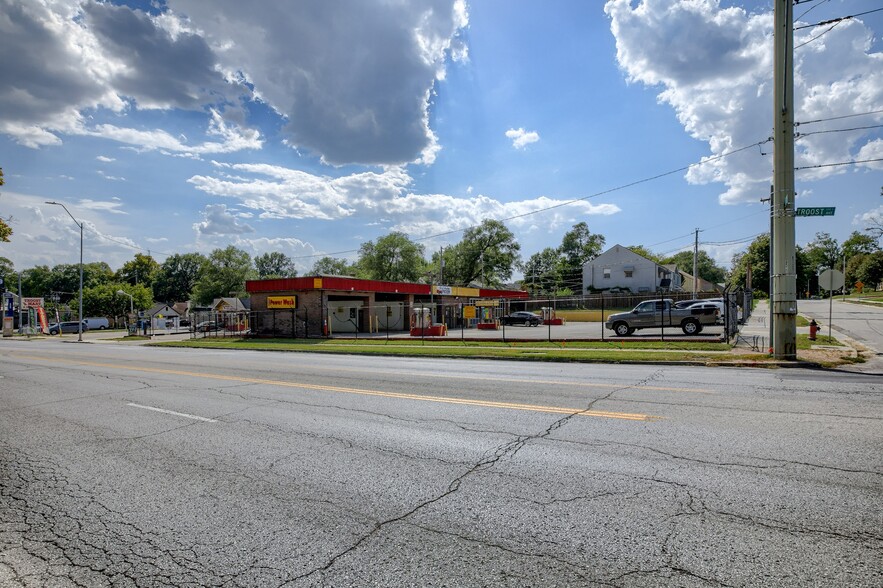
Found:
795,207 -> 835,217
818,268 -> 844,291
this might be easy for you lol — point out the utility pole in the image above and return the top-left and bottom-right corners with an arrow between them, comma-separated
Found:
693,228 -> 700,297
772,0 -> 797,359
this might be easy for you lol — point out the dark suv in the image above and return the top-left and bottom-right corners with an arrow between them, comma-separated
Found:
48,321 -> 89,335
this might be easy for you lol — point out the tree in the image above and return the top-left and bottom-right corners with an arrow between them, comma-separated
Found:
115,253 -> 160,288
842,231 -> 880,260
443,220 -> 521,287
153,252 -> 207,303
728,234 -> 770,295
20,266 -> 52,297
357,232 -> 426,282
0,168 -> 11,242
191,246 -> 253,305
659,250 -> 727,286
84,283 -> 152,318
626,245 -> 661,263
803,232 -> 841,274
520,248 -> 562,296
310,257 -> 356,276
255,252 -> 297,279
558,223 -> 605,290
82,262 -> 114,289
0,257 -> 13,292
855,251 -> 883,290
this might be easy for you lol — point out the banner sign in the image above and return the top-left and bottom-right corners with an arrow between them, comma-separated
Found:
22,297 -> 44,308
268,295 -> 297,309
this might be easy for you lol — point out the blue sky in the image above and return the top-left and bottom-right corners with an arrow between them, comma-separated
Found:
1,0 -> 882,278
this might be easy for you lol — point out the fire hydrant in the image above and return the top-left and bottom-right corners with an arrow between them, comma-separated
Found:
809,319 -> 818,341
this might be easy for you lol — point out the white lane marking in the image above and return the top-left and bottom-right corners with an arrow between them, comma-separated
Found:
127,402 -> 217,423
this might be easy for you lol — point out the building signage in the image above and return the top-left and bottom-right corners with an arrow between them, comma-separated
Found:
313,278 -> 323,289
434,285 -> 453,295
795,207 -> 835,217
462,305 -> 477,319
474,299 -> 500,307
22,297 -> 44,308
268,295 -> 297,309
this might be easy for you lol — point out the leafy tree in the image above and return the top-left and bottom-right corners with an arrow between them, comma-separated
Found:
803,232 -> 841,274
357,232 -> 426,282
115,253 -> 160,288
443,220 -> 521,287
20,266 -> 52,297
47,264 -> 82,301
0,257 -> 13,292
83,262 -> 114,289
520,248 -> 562,296
728,234 -> 770,295
153,252 -> 207,303
659,250 -> 727,285
855,251 -> 883,290
842,231 -> 879,260
191,246 -> 253,305
310,256 -> 356,276
84,283 -> 152,318
626,245 -> 661,263
558,223 -> 605,290
255,252 -> 297,279
0,168 -> 11,242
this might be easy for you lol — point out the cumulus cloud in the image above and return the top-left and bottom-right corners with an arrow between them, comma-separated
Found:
605,0 -> 883,204
193,204 -> 255,236
96,155 -> 115,163
1,0 -> 465,165
187,163 -> 620,238
505,128 -> 540,149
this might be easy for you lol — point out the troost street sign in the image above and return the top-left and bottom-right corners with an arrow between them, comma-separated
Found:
795,207 -> 835,217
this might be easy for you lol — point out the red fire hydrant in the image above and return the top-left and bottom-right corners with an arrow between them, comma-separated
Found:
809,319 -> 818,341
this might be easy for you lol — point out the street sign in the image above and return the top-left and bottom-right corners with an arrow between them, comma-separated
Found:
818,268 -> 844,291
795,207 -> 835,217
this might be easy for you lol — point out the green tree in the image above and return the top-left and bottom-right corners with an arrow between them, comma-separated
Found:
0,168 -> 11,242
153,252 -> 207,303
842,231 -> 879,260
803,232 -> 841,274
310,257 -> 356,276
0,257 -> 13,292
191,246 -> 253,305
659,250 -> 727,285
84,283 -> 152,319
558,223 -> 605,290
520,248 -> 562,296
20,266 -> 52,297
115,253 -> 160,288
83,262 -> 114,289
626,245 -> 661,263
728,234 -> 770,295
443,220 -> 521,287
255,252 -> 297,279
855,251 -> 883,290
357,232 -> 426,282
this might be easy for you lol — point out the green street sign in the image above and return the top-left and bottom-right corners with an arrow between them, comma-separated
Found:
795,207 -> 835,217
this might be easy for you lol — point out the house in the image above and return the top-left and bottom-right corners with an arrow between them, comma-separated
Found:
145,303 -> 181,330
678,271 -> 722,294
582,245 -> 683,294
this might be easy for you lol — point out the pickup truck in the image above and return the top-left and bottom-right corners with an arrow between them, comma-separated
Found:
605,299 -> 719,336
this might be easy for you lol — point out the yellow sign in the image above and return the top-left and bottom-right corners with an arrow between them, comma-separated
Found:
313,278 -> 323,289
268,295 -> 297,309
474,299 -> 500,307
463,306 -> 477,319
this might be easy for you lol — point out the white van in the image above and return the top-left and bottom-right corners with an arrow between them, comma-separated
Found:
84,317 -> 110,330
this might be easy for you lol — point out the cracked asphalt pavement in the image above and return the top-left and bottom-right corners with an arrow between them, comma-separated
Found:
1,339 -> 881,587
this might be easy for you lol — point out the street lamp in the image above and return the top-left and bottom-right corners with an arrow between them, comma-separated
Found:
46,201 -> 83,342
116,289 -> 134,315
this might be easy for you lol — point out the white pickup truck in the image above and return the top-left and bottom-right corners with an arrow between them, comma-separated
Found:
605,299 -> 719,336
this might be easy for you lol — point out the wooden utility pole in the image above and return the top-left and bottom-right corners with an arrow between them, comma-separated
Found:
772,0 -> 797,359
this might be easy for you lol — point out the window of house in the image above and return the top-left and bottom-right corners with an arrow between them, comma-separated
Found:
603,268 -> 611,279
624,270 -> 633,278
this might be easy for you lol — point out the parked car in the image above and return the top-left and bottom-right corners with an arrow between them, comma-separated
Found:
684,302 -> 723,324
84,317 -> 110,330
605,299 -> 718,336
179,318 -> 191,327
500,311 -> 542,327
48,321 -> 89,335
194,321 -> 219,332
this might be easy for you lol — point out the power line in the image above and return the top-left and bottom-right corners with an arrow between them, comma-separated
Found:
795,108 -> 883,127
795,157 -> 883,171
794,7 -> 883,30
794,21 -> 839,49
795,123 -> 883,138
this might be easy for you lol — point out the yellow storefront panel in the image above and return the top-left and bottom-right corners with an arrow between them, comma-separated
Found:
268,295 -> 297,309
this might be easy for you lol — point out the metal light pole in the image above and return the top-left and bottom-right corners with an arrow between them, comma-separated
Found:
46,201 -> 84,342
117,289 -> 134,315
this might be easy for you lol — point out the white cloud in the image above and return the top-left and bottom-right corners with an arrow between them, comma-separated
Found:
505,127 -> 540,149
192,203 -> 255,236
96,155 -> 116,162
78,198 -> 127,215
187,162 -> 620,239
605,0 -> 883,204
854,205 -> 883,227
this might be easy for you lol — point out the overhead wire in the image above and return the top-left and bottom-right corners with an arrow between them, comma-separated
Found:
794,7 -> 883,30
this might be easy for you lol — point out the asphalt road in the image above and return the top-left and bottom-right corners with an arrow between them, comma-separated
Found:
797,298 -> 883,354
1,339 -> 881,587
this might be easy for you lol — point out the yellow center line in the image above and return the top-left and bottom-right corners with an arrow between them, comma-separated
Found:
14,354 -> 663,422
